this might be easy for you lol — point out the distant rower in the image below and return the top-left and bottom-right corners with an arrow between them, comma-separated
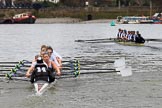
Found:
135,31 -> 145,43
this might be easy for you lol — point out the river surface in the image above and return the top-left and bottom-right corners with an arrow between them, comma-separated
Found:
0,23 -> 162,108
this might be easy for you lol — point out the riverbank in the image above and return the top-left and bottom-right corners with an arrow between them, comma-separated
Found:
35,18 -> 82,24
35,18 -> 114,24
79,19 -> 115,24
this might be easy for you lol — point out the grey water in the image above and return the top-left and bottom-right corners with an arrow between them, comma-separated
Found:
0,23 -> 162,108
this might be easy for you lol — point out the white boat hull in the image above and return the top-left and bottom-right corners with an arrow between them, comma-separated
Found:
34,81 -> 49,96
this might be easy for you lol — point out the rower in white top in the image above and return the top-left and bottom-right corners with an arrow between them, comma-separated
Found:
47,46 -> 62,68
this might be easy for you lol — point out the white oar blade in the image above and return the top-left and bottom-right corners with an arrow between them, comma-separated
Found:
115,65 -> 126,71
120,66 -> 132,77
114,58 -> 125,68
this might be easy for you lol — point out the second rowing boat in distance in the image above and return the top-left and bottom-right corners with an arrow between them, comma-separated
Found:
115,39 -> 144,46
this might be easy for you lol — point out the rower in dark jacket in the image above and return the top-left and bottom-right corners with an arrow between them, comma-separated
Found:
135,31 -> 145,43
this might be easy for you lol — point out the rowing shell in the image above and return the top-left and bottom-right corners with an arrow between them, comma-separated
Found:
34,80 -> 49,96
115,39 -> 144,46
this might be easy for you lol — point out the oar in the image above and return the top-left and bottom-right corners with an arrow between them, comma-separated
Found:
62,67 -> 116,70
0,65 -> 30,67
146,38 -> 162,42
0,64 -> 71,68
5,76 -> 77,82
75,38 -> 115,42
0,73 -> 6,77
75,69 -> 130,77
61,70 -> 120,75
0,68 -> 28,71
7,77 -> 30,82
85,40 -> 115,43
0,60 -> 114,66
0,60 -> 31,64
1,69 -> 122,82
0,62 -> 22,64
0,60 -> 71,64
1,70 -> 119,81
63,60 -> 114,63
